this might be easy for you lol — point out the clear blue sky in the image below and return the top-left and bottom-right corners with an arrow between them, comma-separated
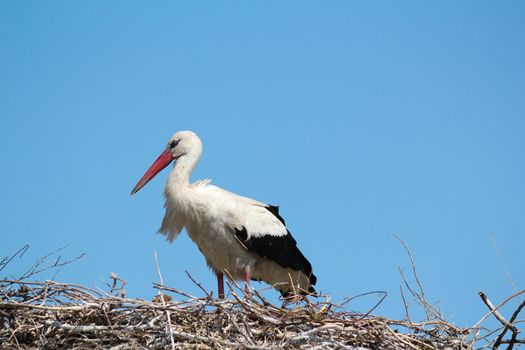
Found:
1,1 -> 524,328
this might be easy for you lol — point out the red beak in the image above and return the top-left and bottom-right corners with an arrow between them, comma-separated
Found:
130,150 -> 175,195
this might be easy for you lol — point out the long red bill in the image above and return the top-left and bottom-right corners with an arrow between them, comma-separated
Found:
130,150 -> 175,195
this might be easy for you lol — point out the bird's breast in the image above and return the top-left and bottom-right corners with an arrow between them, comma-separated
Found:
185,220 -> 254,278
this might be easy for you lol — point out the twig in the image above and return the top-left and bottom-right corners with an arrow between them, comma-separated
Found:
394,235 -> 426,304
0,245 -> 30,272
185,270 -> 212,298
479,292 -> 517,333
472,289 -> 525,332
400,284 -> 412,324
493,299 -> 525,349
358,291 -> 388,319
491,235 -> 517,293
19,245 -> 85,281
154,251 -> 176,350
395,235 -> 444,324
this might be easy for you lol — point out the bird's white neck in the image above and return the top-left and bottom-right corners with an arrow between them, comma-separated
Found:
167,153 -> 200,188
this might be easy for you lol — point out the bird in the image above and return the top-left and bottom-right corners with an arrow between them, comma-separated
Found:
131,130 -> 316,298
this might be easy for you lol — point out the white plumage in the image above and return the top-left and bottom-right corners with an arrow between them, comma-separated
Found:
131,130 -> 316,297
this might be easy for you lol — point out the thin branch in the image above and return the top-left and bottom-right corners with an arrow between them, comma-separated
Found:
479,292 -> 517,333
185,270 -> 211,298
400,284 -> 412,324
493,298 -> 525,349
472,289 -> 525,331
154,251 -> 176,350
491,235 -> 517,293
394,235 -> 426,303
0,245 -> 30,272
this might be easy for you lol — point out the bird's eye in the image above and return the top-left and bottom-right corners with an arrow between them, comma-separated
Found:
170,140 -> 180,148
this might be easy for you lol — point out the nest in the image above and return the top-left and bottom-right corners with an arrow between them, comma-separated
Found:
1,245 -> 523,349
0,277 -> 474,350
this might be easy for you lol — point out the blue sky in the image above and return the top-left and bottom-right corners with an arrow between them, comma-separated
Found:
1,1 -> 524,329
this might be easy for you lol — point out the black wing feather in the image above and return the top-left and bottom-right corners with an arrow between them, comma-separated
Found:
266,205 -> 286,225
233,206 -> 317,287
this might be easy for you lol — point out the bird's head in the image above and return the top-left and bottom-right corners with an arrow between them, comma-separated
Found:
130,130 -> 202,195
167,130 -> 202,160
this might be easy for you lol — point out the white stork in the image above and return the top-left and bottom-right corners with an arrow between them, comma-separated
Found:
131,130 -> 316,298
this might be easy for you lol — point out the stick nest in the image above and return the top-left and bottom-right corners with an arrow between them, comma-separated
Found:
2,245 -> 523,349
1,277 -> 471,350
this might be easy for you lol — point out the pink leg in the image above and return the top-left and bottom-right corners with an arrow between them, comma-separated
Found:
217,272 -> 224,299
244,268 -> 250,298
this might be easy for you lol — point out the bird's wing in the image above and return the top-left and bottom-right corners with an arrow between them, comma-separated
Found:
199,185 -> 316,285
